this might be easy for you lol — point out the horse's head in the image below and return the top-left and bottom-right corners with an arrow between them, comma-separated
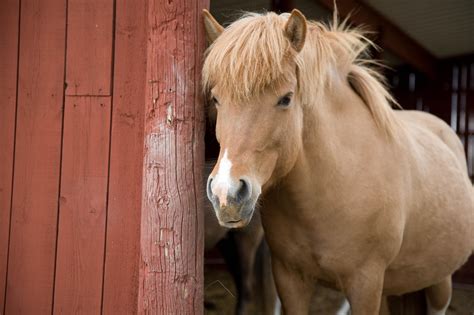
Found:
203,10 -> 307,228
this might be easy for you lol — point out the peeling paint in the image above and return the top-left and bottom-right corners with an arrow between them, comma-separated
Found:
166,103 -> 174,126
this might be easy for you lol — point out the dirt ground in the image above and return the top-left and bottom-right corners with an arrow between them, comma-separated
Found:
204,267 -> 474,315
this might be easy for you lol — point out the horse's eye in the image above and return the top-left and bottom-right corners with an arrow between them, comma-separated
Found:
277,93 -> 293,107
212,97 -> 219,106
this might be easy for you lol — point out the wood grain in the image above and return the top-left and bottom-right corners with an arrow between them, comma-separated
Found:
4,0 -> 66,313
0,0 -> 19,310
137,0 -> 208,313
101,0 -> 147,313
65,0 -> 114,96
53,97 -> 111,314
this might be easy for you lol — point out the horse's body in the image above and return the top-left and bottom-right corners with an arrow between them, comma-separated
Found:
202,9 -> 474,314
262,94 -> 473,300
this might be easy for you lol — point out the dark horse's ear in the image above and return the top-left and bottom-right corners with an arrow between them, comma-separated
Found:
284,9 -> 307,52
203,9 -> 224,44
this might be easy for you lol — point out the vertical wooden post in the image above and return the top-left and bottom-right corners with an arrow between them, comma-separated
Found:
138,0 -> 207,313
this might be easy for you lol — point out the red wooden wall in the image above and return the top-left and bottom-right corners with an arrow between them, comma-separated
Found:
0,0 -> 207,314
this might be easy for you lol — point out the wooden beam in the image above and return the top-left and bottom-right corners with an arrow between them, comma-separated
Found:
137,0 -> 207,313
316,0 -> 439,78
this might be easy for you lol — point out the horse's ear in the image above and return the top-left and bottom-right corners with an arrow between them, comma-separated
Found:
284,9 -> 307,52
203,9 -> 224,44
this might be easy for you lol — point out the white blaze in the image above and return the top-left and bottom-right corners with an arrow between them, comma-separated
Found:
212,149 -> 233,206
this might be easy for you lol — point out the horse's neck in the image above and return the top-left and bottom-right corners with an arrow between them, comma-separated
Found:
282,79 -> 391,208
306,79 -> 381,160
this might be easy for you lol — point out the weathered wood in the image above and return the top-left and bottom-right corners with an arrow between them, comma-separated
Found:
0,0 -> 19,310
65,0 -> 114,96
4,0 -> 66,313
101,0 -> 147,313
53,97 -> 111,314
137,0 -> 207,313
317,0 -> 438,79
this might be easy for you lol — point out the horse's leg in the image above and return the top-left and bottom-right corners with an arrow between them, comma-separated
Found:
272,258 -> 313,315
233,226 -> 263,315
259,242 -> 279,315
379,296 -> 391,315
425,277 -> 451,315
344,265 -> 385,315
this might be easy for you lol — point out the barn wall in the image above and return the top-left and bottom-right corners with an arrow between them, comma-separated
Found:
0,0 -> 206,314
4,1 -> 67,313
0,0 -> 20,311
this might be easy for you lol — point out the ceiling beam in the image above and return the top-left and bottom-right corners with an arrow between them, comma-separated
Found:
316,0 -> 439,78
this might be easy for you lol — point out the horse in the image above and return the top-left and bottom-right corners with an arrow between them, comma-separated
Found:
204,161 -> 278,315
202,8 -> 474,315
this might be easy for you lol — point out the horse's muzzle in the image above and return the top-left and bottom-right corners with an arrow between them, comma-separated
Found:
206,176 -> 257,228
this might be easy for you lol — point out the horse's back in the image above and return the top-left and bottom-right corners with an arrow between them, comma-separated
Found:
396,110 -> 467,172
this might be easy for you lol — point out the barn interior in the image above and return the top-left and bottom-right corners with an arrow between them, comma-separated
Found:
204,0 -> 474,314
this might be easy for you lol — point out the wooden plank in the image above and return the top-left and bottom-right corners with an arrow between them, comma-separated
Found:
137,0 -> 207,313
4,0 -> 66,313
317,0 -> 438,79
0,0 -> 20,310
65,0 -> 114,96
53,96 -> 111,314
101,0 -> 147,313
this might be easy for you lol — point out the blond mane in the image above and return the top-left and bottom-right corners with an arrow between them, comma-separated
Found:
202,11 -> 400,137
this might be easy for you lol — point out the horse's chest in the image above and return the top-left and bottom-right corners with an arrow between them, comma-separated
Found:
272,242 -> 344,288
263,209 -> 370,287
265,221 -> 339,281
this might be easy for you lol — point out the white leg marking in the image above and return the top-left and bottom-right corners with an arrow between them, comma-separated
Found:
336,299 -> 351,315
273,297 -> 281,315
212,149 -> 233,206
426,292 -> 451,315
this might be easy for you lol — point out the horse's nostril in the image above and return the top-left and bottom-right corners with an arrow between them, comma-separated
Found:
237,178 -> 251,202
206,177 -> 214,201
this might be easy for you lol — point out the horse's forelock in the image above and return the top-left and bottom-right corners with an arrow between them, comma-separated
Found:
202,12 -> 300,101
